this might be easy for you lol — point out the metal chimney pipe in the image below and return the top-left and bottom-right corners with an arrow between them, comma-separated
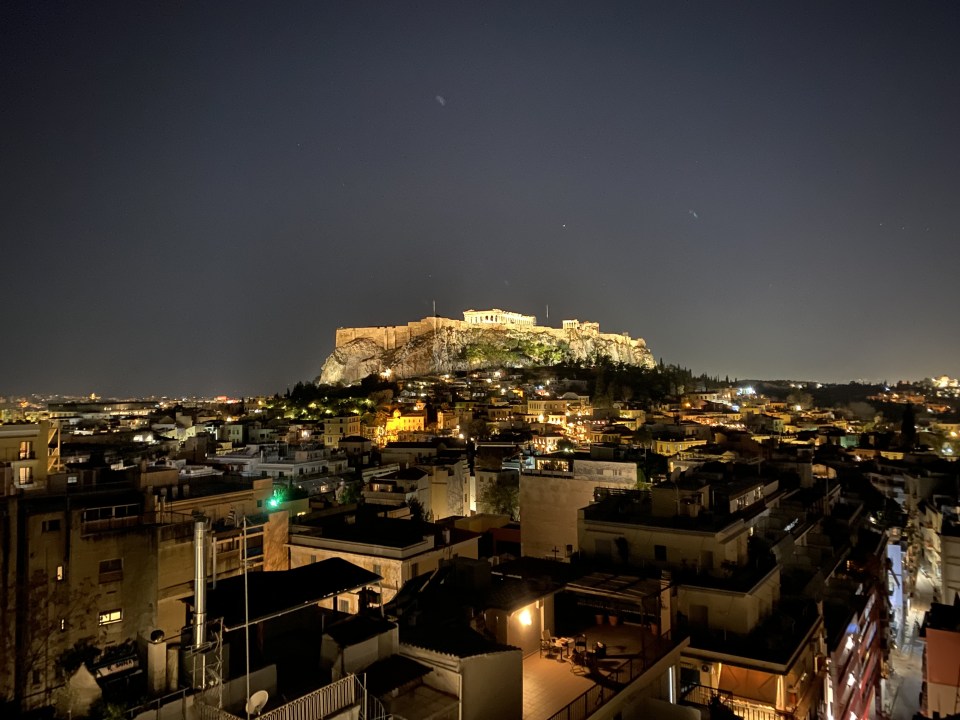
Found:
193,519 -> 207,649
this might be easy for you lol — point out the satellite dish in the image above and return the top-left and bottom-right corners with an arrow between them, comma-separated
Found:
246,690 -> 269,716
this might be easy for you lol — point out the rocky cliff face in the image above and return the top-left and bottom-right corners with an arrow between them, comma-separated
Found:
319,326 -> 654,384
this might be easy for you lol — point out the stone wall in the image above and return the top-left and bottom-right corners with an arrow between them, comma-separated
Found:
335,315 -> 647,351
335,317 -> 468,350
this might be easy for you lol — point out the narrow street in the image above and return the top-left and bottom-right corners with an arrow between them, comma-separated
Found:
885,570 -> 936,720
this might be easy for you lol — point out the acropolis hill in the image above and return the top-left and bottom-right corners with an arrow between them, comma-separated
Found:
319,309 -> 655,384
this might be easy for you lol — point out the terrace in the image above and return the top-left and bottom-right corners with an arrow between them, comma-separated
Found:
523,622 -> 685,720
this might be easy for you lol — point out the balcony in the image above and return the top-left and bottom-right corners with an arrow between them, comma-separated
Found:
679,597 -> 821,667
81,515 -> 141,536
682,683 -> 792,720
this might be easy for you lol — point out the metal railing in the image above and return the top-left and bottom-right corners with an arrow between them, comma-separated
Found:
546,631 -> 676,720
545,680 -> 616,720
681,683 -> 792,720
197,674 -> 389,720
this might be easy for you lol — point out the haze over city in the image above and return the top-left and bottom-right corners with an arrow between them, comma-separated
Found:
3,1 -> 959,396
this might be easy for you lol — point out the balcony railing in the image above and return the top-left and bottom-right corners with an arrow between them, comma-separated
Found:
197,674 -> 388,720
682,683 -> 792,720
546,630 -> 679,720
81,515 -> 141,536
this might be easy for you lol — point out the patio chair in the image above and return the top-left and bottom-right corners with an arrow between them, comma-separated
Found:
568,635 -> 588,673
540,628 -> 557,658
574,635 -> 587,654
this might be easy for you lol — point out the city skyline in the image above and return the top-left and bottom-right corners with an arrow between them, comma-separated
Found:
3,1 -> 959,396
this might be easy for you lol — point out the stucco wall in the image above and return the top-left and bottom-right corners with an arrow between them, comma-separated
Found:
462,651 -> 523,720
521,466 -> 636,560
676,570 -> 778,636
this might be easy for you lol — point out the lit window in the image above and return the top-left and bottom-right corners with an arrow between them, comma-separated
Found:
98,609 -> 122,626
60,619 -> 66,631
18,467 -> 34,485
56,565 -> 64,581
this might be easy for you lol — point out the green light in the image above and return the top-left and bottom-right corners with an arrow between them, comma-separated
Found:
268,497 -> 280,508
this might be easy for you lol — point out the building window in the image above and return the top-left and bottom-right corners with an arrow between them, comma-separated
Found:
42,519 -> 61,532
98,609 -> 122,626
56,565 -> 64,581
60,618 -> 66,631
99,558 -> 123,583
32,669 -> 41,685
18,467 -> 34,485
338,599 -> 350,613
372,563 -> 382,577
19,441 -> 34,460
654,544 -> 667,561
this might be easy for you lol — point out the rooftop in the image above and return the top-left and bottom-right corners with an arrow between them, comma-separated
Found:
923,600 -> 960,634
583,489 -> 765,534
205,557 -> 381,630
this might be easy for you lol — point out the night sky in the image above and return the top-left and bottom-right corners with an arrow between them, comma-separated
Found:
3,1 -> 959,397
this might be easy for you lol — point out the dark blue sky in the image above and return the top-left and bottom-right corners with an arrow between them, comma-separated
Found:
3,1 -> 958,397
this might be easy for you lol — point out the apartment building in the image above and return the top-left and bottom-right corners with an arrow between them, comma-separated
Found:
0,459 -> 287,713
520,451 -> 638,560
577,476 -> 826,720
288,512 -> 479,607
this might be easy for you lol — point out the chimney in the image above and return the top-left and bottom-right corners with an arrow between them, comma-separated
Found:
192,519 -> 206,649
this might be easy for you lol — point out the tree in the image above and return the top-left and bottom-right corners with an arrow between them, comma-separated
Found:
3,570 -> 98,713
368,389 -> 394,407
786,390 -> 814,411
407,498 -> 429,522
337,482 -> 362,506
478,479 -> 519,520
467,419 -> 492,441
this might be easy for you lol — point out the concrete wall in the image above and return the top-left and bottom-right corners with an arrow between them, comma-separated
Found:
926,626 -> 960,718
461,651 -> 522,720
926,681 -> 960,719
676,568 -> 779,635
941,535 -> 960,604
580,520 -> 749,571
521,465 -> 635,560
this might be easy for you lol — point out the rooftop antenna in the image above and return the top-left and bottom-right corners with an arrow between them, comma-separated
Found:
546,304 -> 549,321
